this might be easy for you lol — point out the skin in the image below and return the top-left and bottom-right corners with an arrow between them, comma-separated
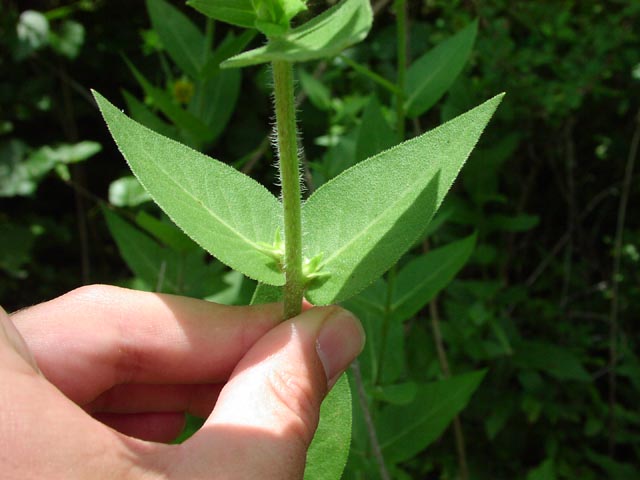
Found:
0,285 -> 365,480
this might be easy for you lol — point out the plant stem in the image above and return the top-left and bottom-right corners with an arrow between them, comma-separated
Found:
272,60 -> 304,319
351,361 -> 391,480
429,297 -> 469,480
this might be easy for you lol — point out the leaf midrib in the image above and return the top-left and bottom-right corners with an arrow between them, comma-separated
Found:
313,169 -> 432,270
132,137 -> 269,257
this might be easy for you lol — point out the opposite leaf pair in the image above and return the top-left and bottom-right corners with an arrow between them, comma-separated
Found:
93,91 -> 503,306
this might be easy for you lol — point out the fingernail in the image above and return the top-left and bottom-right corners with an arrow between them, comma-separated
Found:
316,308 -> 365,385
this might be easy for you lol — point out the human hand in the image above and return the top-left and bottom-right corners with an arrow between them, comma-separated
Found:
1,285 -> 364,479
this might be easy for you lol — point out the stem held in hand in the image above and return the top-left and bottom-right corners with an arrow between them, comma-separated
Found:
272,60 -> 304,319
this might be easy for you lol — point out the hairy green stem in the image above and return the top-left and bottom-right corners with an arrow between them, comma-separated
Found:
272,60 -> 304,319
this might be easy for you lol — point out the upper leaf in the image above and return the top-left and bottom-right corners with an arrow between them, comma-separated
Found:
94,91 -> 284,285
187,0 -> 257,29
405,20 -> 478,118
221,0 -> 372,68
253,0 -> 308,37
303,94 -> 504,305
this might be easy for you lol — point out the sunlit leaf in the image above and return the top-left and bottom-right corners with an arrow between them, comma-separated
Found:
94,91 -> 284,285
303,94 -> 503,305
222,0 -> 372,68
187,0 -> 256,29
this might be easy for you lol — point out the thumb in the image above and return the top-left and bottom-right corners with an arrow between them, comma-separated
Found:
182,306 -> 364,479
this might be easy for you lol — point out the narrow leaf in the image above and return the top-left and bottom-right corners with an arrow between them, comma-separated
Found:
186,0 -> 256,29
135,211 -> 198,253
147,0 -> 205,78
355,95 -> 398,162
103,207 -> 182,293
126,60 -> 213,145
122,89 -> 179,140
304,374 -> 352,480
222,0 -> 372,68
303,94 -> 504,305
405,20 -> 478,118
94,91 -> 284,285
191,67 -> 241,140
377,370 -> 486,463
299,68 -> 332,111
392,233 -> 476,322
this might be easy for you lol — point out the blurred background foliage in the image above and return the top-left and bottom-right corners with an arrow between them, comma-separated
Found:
1,0 -> 639,478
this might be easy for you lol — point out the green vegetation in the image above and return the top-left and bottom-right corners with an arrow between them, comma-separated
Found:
2,1 -> 639,478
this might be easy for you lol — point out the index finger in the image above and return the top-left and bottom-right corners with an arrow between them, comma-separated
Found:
10,285 -> 282,405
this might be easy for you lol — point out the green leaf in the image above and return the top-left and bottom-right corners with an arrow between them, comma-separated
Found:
0,140 -> 101,197
15,10 -> 50,59
199,30 -> 257,80
487,213 -> 540,232
104,208 -> 224,297
370,382 -> 417,406
249,284 -> 352,480
405,20 -> 478,118
187,0 -> 257,29
0,223 -> 40,277
93,91 -> 284,285
253,0 -> 308,37
355,95 -> 398,163
222,0 -> 372,68
191,67 -> 241,141
122,90 -> 179,140
108,176 -> 152,207
206,270 -> 256,305
103,207 -> 183,293
299,68 -> 332,111
126,60 -> 213,146
147,0 -> 206,78
135,211 -> 198,253
304,373 -> 352,480
526,458 -> 556,480
392,234 -> 476,322
31,141 -> 101,165
49,20 -> 85,59
377,370 -> 486,463
303,94 -> 503,305
513,341 -> 591,381
250,282 -> 283,304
